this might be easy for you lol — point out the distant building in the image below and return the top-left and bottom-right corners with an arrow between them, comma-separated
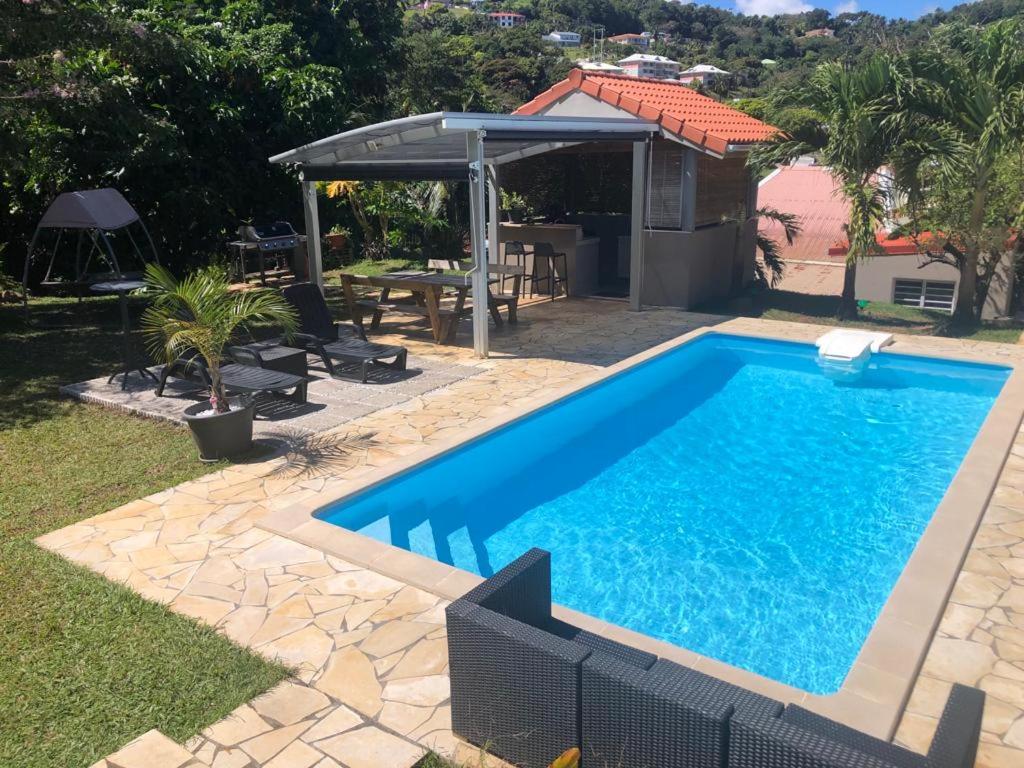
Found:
617,54 -> 680,80
760,58 -> 778,67
678,64 -> 730,86
608,32 -> 650,49
577,60 -> 625,73
757,163 -> 1013,317
488,11 -> 526,28
803,28 -> 835,38
543,31 -> 581,47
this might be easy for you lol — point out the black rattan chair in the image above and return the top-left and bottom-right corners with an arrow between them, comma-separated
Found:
446,549 -> 657,768
583,653 -> 783,768
280,282 -> 407,382
728,686 -> 984,768
446,548 -> 985,768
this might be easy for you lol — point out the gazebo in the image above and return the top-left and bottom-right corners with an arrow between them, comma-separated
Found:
268,113 -> 660,357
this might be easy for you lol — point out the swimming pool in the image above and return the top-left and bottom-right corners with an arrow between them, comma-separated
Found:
317,333 -> 1009,694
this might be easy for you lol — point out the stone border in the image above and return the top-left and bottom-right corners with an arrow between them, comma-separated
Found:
260,325 -> 1024,740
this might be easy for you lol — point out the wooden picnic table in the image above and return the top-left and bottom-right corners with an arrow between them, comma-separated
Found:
339,271 -> 497,344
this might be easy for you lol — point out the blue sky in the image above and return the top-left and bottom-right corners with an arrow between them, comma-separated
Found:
708,0 -> 959,20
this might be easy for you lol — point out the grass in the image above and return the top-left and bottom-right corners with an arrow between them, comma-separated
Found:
323,255 -> 427,282
708,289 -> 1024,344
0,295 -> 289,768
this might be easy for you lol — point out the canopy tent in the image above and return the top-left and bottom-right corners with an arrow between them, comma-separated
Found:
269,112 -> 660,357
22,188 -> 159,308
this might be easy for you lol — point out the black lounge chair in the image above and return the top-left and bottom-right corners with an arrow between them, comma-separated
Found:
447,548 -> 985,768
280,283 -> 408,383
156,350 -> 307,405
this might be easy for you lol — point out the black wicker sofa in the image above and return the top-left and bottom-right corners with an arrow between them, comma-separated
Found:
446,548 -> 985,768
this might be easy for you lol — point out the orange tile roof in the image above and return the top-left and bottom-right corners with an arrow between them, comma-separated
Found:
514,69 -> 777,155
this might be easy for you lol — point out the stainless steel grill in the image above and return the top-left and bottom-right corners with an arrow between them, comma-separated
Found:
238,221 -> 302,253
228,221 -> 308,284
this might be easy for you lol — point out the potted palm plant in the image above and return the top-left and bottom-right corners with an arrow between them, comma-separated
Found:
141,263 -> 297,461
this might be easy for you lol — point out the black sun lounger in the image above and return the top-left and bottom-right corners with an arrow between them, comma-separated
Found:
280,282 -> 408,383
156,353 -> 307,404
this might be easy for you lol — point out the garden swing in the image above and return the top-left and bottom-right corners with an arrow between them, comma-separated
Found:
21,188 -> 159,322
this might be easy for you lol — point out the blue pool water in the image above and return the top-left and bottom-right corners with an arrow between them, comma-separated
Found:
318,333 -> 1008,693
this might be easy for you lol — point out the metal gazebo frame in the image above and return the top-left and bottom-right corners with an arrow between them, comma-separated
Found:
269,113 -> 660,358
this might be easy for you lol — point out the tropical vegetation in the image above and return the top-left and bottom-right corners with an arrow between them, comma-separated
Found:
754,18 -> 1024,321
5,0 -> 1024,284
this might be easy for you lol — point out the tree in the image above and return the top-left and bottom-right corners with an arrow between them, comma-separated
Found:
753,207 -> 802,289
141,263 -> 297,414
892,20 -> 1024,320
753,54 -> 904,319
324,181 -> 447,259
2,0 -> 402,276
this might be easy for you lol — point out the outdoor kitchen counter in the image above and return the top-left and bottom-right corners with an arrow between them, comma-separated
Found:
498,223 -> 600,297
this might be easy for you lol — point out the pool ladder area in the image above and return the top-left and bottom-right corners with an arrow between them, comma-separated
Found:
815,329 -> 893,381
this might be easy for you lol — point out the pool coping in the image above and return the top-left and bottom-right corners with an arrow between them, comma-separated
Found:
258,324 -> 1024,740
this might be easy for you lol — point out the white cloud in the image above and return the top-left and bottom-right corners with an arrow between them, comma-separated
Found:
834,0 -> 859,13
735,0 -> 814,15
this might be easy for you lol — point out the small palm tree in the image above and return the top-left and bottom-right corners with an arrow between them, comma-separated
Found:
753,54 -> 904,318
141,263 -> 297,414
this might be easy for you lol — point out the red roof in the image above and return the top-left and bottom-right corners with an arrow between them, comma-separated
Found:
829,232 -> 940,257
759,165 -> 937,260
758,165 -> 849,263
514,69 -> 777,155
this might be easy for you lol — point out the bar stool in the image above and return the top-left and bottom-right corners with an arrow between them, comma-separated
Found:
530,242 -> 568,301
503,240 -> 529,296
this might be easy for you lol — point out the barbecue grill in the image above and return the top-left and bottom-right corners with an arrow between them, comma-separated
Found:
238,221 -> 302,252
228,220 -> 308,284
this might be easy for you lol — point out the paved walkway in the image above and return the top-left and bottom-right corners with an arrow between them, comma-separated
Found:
38,300 -> 1024,768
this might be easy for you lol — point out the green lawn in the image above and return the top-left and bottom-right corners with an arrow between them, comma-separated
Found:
324,255 -> 428,282
0,296 -> 288,768
708,289 -> 1024,344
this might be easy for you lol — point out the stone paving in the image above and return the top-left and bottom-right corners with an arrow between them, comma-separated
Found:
61,353 -> 483,438
37,299 -> 1024,767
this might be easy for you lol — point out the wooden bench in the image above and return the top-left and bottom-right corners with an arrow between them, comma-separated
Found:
426,260 -> 525,325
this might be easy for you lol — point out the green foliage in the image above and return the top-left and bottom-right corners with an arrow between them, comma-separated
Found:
891,18 -> 1024,319
326,180 -> 448,259
2,0 -> 402,275
755,54 -> 905,318
141,263 -> 297,410
4,0 -> 1024,285
754,206 -> 802,289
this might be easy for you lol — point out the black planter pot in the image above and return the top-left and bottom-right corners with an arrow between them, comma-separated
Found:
183,397 -> 255,462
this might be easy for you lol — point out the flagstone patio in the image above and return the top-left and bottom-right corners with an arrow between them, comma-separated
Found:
37,299 -> 1024,768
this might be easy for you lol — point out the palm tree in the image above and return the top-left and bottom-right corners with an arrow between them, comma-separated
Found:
752,54 -> 904,319
753,206 -> 802,289
892,20 -> 1024,321
141,264 -> 297,414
